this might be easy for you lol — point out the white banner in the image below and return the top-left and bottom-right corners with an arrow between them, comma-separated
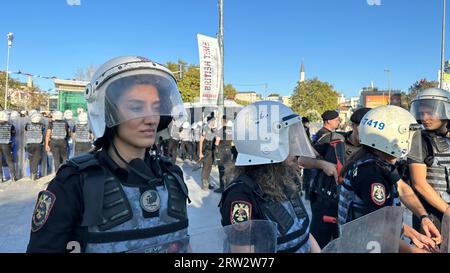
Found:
197,33 -> 222,106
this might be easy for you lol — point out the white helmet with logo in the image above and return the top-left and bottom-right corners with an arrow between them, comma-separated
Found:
85,56 -> 187,141
78,112 -> 88,125
0,111 -> 9,122
359,105 -> 421,158
233,100 -> 316,166
64,109 -> 73,120
53,111 -> 64,121
9,111 -> 19,121
31,113 -> 42,123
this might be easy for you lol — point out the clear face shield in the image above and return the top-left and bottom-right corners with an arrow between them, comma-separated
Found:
103,70 -> 187,130
288,121 -> 316,158
410,99 -> 448,122
406,124 -> 425,161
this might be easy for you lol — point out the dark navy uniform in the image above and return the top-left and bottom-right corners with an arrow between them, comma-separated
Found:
27,150 -> 190,253
48,120 -> 70,172
73,124 -> 92,156
25,122 -> 45,180
220,175 -> 311,253
0,122 -> 16,181
338,154 -> 401,225
214,125 -> 234,193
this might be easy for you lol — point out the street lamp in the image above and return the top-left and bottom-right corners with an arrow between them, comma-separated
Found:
440,0 -> 446,89
4,32 -> 13,110
384,69 -> 391,105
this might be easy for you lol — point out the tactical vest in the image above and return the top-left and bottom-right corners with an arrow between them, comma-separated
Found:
0,123 -> 12,144
424,134 -> 450,203
311,132 -> 346,203
338,156 -> 401,226
51,121 -> 67,140
25,123 -> 43,144
75,124 -> 91,143
220,175 -> 311,253
59,153 -> 190,253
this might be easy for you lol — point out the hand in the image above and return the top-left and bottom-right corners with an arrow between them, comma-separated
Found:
45,145 -> 50,152
403,224 -> 438,252
421,216 -> 442,245
199,153 -> 204,160
319,160 -> 338,181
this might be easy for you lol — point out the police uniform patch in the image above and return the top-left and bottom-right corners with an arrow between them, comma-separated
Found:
230,201 -> 252,224
31,190 -> 56,232
140,189 -> 161,213
371,183 -> 386,206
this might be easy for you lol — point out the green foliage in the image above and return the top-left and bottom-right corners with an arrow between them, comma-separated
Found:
290,78 -> 339,121
224,84 -> 237,99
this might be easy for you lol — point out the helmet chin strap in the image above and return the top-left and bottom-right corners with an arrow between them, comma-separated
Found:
111,142 -> 154,181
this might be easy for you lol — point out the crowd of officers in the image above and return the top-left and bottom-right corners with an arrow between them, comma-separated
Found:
0,108 -> 93,182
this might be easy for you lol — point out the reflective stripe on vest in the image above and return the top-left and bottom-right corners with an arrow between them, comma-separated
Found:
75,124 -> 91,143
0,123 -> 12,144
25,123 -> 43,144
51,121 -> 67,140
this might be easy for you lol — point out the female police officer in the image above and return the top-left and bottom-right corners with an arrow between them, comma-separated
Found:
219,101 -> 321,253
27,56 -> 190,253
338,105 -> 439,253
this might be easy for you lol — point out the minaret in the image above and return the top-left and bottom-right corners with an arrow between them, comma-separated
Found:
300,60 -> 305,83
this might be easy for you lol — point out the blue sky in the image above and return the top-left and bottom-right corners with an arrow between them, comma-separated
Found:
0,0 -> 447,98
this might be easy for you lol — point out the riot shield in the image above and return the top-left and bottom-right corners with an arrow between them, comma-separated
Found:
323,206 -> 404,253
127,220 -> 278,253
190,220 -> 278,253
440,207 -> 450,253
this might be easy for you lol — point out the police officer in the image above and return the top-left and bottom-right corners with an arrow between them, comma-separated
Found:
199,116 -> 217,190
179,121 -> 192,161
214,116 -> 234,193
408,87 -> 450,233
191,121 -> 202,162
64,110 -> 75,158
313,110 -> 340,144
27,56 -> 190,253
338,105 -> 441,252
167,119 -> 181,164
45,110 -> 70,172
72,112 -> 93,156
342,107 -> 371,158
25,112 -> 45,181
219,101 -> 321,253
0,111 -> 17,182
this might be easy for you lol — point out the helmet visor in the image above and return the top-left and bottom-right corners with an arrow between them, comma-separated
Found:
103,70 -> 187,128
288,122 -> 316,158
410,99 -> 448,121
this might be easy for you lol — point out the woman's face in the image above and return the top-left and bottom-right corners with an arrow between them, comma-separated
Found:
116,84 -> 161,148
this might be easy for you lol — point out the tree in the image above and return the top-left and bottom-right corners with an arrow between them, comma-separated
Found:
290,78 -> 339,122
268,93 -> 280,97
74,64 -> 97,81
403,79 -> 439,109
0,72 -> 25,110
224,84 -> 237,99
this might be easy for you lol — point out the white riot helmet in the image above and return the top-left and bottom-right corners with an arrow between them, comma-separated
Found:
78,112 -> 88,125
0,111 -> 9,122
233,101 -> 316,166
410,87 -> 450,121
29,109 -> 38,117
359,105 -> 421,158
30,113 -> 42,123
85,56 -> 187,141
53,111 -> 64,121
64,110 -> 73,120
9,111 -> 19,121
182,121 -> 190,129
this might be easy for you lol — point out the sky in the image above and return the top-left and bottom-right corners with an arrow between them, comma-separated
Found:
0,0 -> 447,98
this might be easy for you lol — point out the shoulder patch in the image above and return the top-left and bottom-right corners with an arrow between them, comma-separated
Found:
230,201 -> 252,224
31,190 -> 56,232
371,183 -> 386,206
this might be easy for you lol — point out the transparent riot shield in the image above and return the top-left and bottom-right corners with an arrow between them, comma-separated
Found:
323,206 -> 404,253
127,220 -> 278,253
440,207 -> 450,253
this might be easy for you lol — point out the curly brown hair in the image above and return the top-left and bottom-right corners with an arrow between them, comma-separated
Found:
229,159 -> 301,202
